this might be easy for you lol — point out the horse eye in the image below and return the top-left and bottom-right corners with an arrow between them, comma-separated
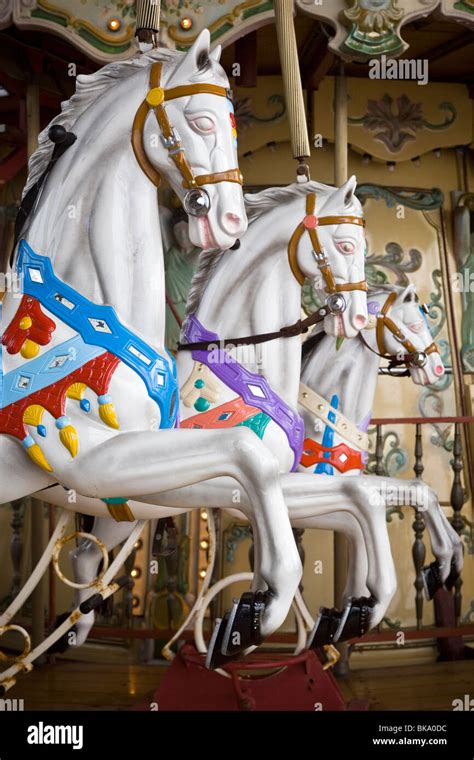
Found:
191,116 -> 215,133
336,241 -> 355,255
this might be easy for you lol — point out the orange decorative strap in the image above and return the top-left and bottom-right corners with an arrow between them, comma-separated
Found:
287,192 -> 367,293
375,292 -> 440,363
132,62 -> 243,190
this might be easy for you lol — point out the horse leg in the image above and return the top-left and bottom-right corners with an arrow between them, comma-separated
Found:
57,427 -> 302,653
0,436 -> 54,504
69,518 -> 139,646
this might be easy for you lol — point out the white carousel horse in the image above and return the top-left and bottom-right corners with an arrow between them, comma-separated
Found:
0,31 -> 308,688
56,273 -> 462,667
46,179 -> 395,665
298,283 -> 463,646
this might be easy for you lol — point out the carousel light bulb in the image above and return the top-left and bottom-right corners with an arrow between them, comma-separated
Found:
180,17 -> 193,30
131,567 -> 141,579
199,569 -> 207,578
108,18 -> 121,32
433,148 -> 441,158
134,539 -> 143,550
387,162 -> 396,172
362,153 -> 372,165
201,511 -> 208,520
200,540 -> 209,550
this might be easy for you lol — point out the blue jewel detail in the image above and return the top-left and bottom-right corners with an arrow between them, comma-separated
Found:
315,394 -> 339,476
37,425 -> 47,438
80,399 -> 91,413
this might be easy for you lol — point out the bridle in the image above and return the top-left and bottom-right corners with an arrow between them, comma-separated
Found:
179,193 -> 368,353
132,61 -> 243,217
363,291 -> 439,369
287,192 -> 367,315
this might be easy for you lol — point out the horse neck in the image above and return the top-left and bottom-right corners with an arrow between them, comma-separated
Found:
301,331 -> 380,431
193,204 -> 303,402
24,66 -> 166,347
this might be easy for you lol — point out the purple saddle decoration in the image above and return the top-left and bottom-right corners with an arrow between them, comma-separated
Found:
183,314 -> 305,471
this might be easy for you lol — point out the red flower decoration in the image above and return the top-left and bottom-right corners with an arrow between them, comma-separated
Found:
2,296 -> 56,355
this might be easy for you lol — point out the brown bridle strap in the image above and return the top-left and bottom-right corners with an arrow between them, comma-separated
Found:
131,62 -> 243,190
287,193 -> 367,292
375,291 -> 439,361
178,303 -> 330,352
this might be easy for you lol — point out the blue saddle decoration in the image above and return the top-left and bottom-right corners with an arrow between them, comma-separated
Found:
314,393 -> 339,475
16,240 -> 178,429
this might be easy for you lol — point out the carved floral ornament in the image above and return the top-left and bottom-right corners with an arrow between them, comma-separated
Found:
296,0 -> 474,61
0,0 -> 473,61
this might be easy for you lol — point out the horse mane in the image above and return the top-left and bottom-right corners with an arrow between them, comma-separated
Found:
23,49 -> 180,199
185,247 -> 226,319
244,181 -> 334,224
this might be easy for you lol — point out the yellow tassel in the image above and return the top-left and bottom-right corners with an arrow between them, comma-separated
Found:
99,403 -> 120,430
20,339 -> 40,359
23,405 -> 45,427
106,503 -> 135,522
66,382 -> 88,401
59,425 -> 79,458
26,444 -> 53,473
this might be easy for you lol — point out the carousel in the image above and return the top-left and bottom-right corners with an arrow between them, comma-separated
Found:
0,0 -> 473,713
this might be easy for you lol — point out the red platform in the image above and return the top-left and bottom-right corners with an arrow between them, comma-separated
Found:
134,645 -> 368,711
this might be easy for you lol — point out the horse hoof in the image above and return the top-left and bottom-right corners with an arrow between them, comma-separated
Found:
307,606 -> 344,648
206,591 -> 269,669
334,596 -> 375,642
46,612 -> 76,654
422,561 -> 443,600
221,591 -> 268,656
444,559 -> 460,591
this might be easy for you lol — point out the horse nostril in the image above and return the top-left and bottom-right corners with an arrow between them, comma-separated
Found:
354,314 -> 367,329
222,212 -> 244,234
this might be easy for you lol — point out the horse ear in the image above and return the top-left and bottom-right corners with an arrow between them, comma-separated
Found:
210,45 -> 222,63
399,283 -> 417,303
343,174 -> 357,206
168,29 -> 211,84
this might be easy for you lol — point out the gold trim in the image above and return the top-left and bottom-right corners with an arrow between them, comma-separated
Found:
167,0 -> 265,44
36,0 -> 135,46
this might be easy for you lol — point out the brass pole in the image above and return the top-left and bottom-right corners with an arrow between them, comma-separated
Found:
333,58 -> 350,674
273,0 -> 310,175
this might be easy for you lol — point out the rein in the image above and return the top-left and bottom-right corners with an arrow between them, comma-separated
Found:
178,304 -> 330,352
179,191 -> 369,353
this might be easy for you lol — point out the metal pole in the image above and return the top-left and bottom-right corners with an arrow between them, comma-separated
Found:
273,0 -> 311,175
26,80 -> 46,655
333,58 -> 349,674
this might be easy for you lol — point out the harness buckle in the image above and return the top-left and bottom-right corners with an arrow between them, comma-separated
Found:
160,128 -> 181,151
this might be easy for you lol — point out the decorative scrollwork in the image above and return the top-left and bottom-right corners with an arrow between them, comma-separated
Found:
365,241 -> 422,287
356,185 -> 444,211
225,523 -> 252,563
367,428 -> 408,479
234,95 -> 286,132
